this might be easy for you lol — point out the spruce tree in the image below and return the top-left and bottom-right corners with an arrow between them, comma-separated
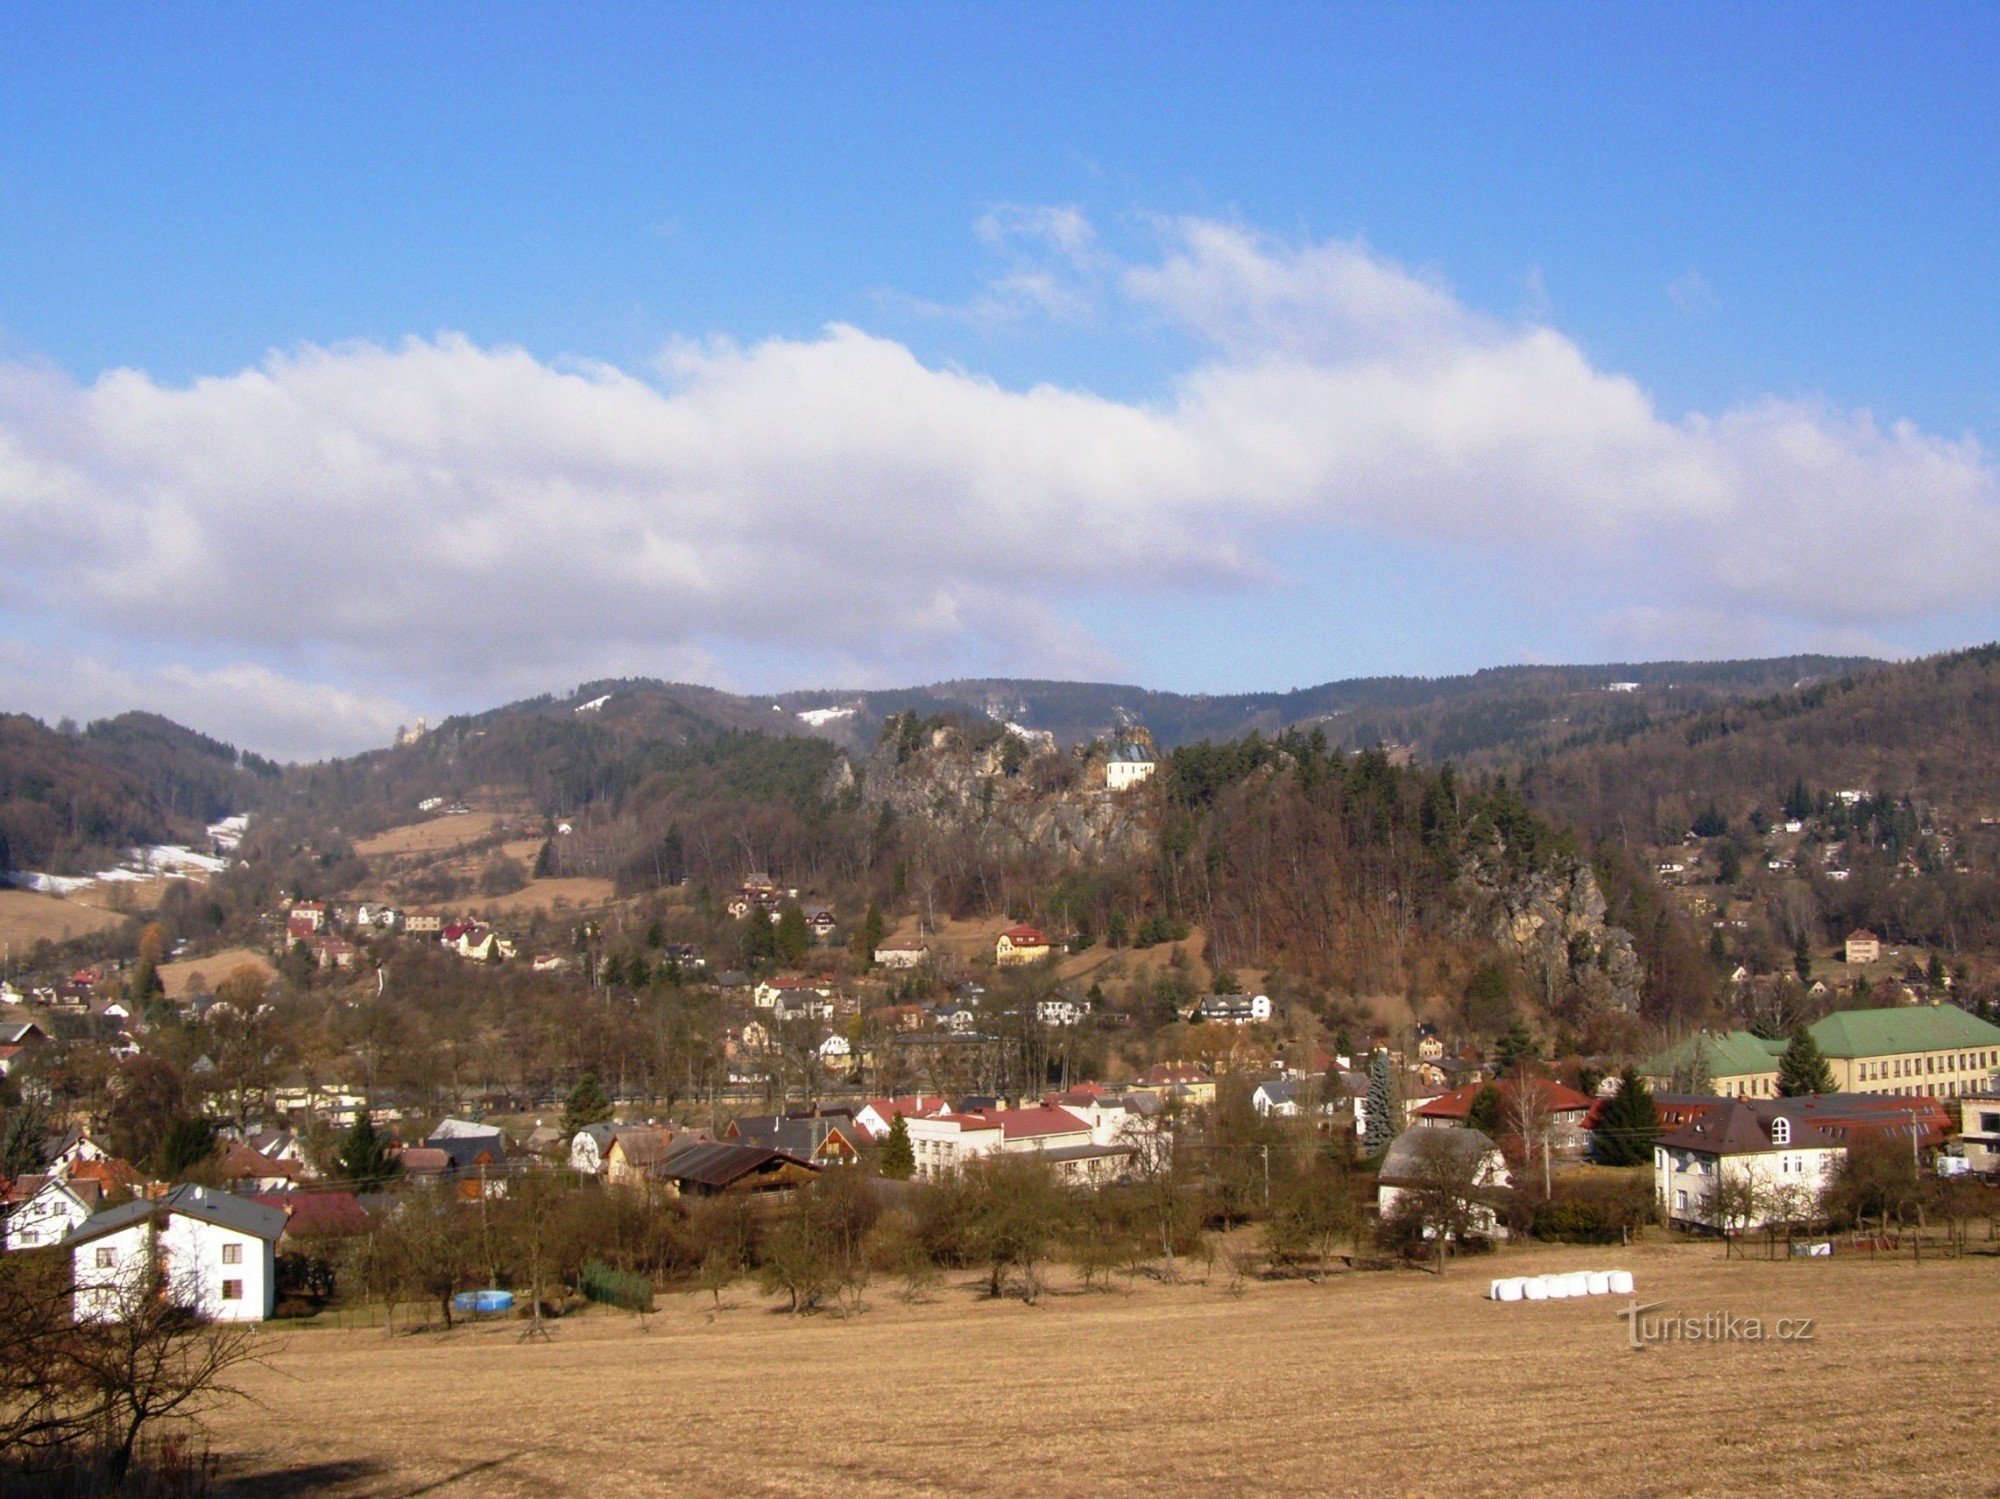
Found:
1594,1068 -> 1661,1166
1493,1019 -> 1539,1077
1465,1083 -> 1504,1136
1777,1024 -> 1834,1097
562,1072 -> 615,1134
1363,1050 -> 1401,1158
336,1107 -> 399,1191
880,1113 -> 915,1181
159,1117 -> 216,1179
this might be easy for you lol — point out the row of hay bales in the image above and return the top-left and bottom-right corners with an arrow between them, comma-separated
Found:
1489,1269 -> 1634,1302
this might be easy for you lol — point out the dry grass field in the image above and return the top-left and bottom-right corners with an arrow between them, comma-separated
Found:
0,887 -> 129,949
207,1239 -> 2000,1498
475,877 -> 620,917
354,814 -> 510,860
157,947 -> 274,998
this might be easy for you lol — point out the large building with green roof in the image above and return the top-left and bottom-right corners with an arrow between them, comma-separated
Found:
1641,1005 -> 2000,1101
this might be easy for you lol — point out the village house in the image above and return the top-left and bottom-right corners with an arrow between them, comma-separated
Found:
1036,995 -> 1089,1027
3,1174 -> 104,1251
403,913 -> 444,935
1131,1061 -> 1217,1106
69,1184 -> 286,1323
287,901 -> 327,935
603,1127 -> 688,1187
1845,928 -> 1883,965
1413,1078 -> 1598,1156
1375,1128 -> 1511,1239
649,1140 -> 819,1199
1654,1102 -> 1846,1232
753,976 -> 834,1014
852,1096 -> 954,1139
1957,1093 -> 2000,1174
725,1114 -> 869,1166
994,924 -> 1053,967
873,941 -> 930,970
1186,993 -> 1273,1026
568,1122 -> 623,1176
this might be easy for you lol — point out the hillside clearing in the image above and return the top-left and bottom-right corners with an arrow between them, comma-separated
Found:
157,947 -> 274,998
0,887 -> 129,949
354,814 -> 510,860
208,1240 -> 1997,1497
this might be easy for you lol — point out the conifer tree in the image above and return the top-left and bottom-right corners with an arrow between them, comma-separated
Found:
1593,1068 -> 1661,1166
1465,1083 -> 1504,1136
562,1072 -> 615,1134
336,1107 -> 399,1191
880,1113 -> 915,1181
1777,1023 -> 1834,1097
774,906 -> 811,964
1493,1019 -> 1539,1077
1363,1050 -> 1401,1158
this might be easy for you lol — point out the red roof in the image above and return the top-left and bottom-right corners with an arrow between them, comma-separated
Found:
931,1112 -> 1002,1131
1847,928 -> 1879,942
250,1191 -> 369,1237
1415,1078 -> 1596,1123
1136,1062 -> 1210,1086
68,1156 -> 148,1192
999,925 -> 1049,944
992,1106 -> 1093,1140
216,1141 -> 296,1181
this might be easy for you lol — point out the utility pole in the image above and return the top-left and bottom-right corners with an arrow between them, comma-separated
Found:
1261,1144 -> 1270,1208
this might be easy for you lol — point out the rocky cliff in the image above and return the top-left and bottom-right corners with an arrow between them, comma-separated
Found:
1460,855 -> 1645,1012
857,719 -> 1156,863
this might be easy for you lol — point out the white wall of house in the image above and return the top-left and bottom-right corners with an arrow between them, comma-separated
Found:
4,1182 -> 91,1251
71,1220 -> 156,1323
1655,1143 -> 1843,1229
157,1213 -> 275,1321
904,1117 -> 1003,1179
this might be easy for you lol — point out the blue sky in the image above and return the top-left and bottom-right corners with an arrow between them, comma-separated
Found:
3,4 -> 1998,756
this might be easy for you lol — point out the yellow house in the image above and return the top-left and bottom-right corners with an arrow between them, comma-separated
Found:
995,925 -> 1053,967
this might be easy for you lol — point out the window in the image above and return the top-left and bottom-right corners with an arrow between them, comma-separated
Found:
221,1243 -> 242,1265
1772,1117 -> 1791,1146
94,1247 -> 116,1269
221,1280 -> 243,1301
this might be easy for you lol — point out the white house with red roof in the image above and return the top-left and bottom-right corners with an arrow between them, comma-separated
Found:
906,1104 -> 1136,1185
904,1112 -> 1004,1179
852,1095 -> 953,1141
995,925 -> 1053,967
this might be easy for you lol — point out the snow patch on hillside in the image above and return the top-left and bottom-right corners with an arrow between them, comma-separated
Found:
796,706 -> 856,727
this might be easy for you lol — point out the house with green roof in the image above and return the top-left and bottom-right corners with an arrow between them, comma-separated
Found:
1810,1005 -> 2000,1098
1641,1006 -> 2000,1102
1639,1031 -> 1786,1099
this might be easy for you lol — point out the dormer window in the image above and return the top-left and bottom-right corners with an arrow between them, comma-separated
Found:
1771,1117 -> 1791,1147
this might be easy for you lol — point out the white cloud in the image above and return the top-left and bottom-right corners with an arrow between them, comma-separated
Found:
0,642 -> 413,762
2,211 -> 1997,757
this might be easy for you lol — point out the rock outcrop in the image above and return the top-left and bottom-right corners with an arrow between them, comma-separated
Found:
857,719 -> 1155,863
1460,856 -> 1644,1012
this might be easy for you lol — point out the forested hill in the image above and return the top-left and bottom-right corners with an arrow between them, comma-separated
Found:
0,713 -> 276,875
1517,646 -> 2000,844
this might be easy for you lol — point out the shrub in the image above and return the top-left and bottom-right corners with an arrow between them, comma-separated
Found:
578,1259 -> 654,1312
